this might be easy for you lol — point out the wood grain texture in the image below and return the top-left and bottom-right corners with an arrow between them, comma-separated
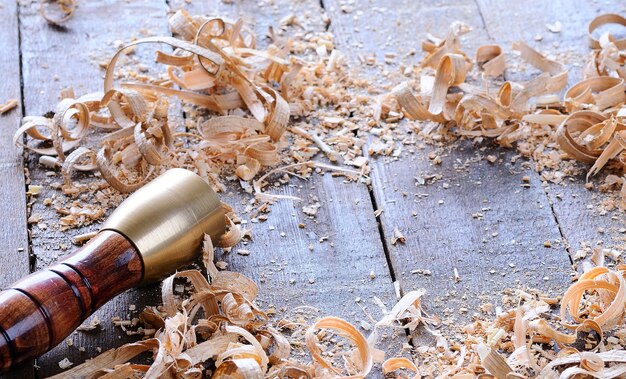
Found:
167,0 -> 406,374
475,0 -> 626,260
0,0 -> 34,377
17,0 -> 168,376
0,231 -> 142,372
16,0 -> 404,376
323,0 -> 573,340
12,0 -> 620,376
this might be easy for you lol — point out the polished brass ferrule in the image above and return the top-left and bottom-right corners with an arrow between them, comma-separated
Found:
101,168 -> 225,283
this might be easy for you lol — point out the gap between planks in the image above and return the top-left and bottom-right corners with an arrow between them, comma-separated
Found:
0,0 -> 34,377
17,1 -> 170,375
321,0 -> 574,356
473,0 -> 626,263
14,0 -> 405,376
168,2 -> 406,377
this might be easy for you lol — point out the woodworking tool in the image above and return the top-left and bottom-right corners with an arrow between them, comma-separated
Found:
0,168 -> 224,372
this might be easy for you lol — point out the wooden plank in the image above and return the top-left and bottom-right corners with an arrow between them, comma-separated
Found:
323,0 -> 573,340
475,0 -> 626,260
0,1 -> 35,378
166,0 -> 406,374
0,0 -> 30,295
17,1 -> 169,376
0,0 -> 30,293
213,174 -> 402,336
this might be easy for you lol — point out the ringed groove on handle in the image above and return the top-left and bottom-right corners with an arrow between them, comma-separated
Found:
61,262 -> 96,314
49,268 -> 87,320
11,289 -> 54,352
0,324 -> 16,368
0,230 -> 144,371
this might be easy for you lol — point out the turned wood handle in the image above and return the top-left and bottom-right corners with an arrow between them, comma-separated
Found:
0,230 -> 144,371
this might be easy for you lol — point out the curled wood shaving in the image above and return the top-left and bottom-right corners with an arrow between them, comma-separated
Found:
539,350 -> 626,378
17,8 -> 626,378
253,161 -> 364,202
217,212 -> 244,248
564,77 -> 625,112
96,144 -> 154,193
421,22 -> 471,69
306,317 -> 372,378
55,237 -> 383,378
560,266 -> 626,329
382,357 -> 419,379
39,0 -> 76,25
15,96 -> 91,159
529,319 -> 603,351
428,53 -> 470,115
556,111 -> 611,164
54,253 -> 626,378
588,14 -> 626,50
389,14 -> 626,182
476,45 -> 506,77
61,147 -> 97,194
17,13 -> 305,195
586,28 -> 626,80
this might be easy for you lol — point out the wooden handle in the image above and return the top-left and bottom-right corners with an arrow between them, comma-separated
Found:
0,230 -> 144,371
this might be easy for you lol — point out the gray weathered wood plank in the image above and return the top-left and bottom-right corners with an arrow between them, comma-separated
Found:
18,0 -> 168,376
323,0 -> 573,341
0,0 -> 31,289
0,1 -> 35,378
475,0 -> 626,261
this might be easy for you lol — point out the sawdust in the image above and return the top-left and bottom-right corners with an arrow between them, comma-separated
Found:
13,5 -> 626,379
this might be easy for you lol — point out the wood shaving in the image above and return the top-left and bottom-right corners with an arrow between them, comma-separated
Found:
391,227 -> 405,245
57,357 -> 73,370
76,315 -> 101,332
15,6 -> 626,379
385,13 -> 626,205
50,238 -> 626,378
0,99 -> 18,114
16,13 -> 296,195
546,21 -> 563,33
39,0 -> 76,25
21,9 -> 624,231
587,14 -> 626,50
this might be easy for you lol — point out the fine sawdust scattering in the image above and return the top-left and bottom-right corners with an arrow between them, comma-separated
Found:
302,200 -> 321,217
546,21 -> 563,33
15,3 -> 626,379
76,315 -> 101,332
57,357 -> 73,370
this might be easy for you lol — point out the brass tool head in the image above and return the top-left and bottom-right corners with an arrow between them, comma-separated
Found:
102,168 -> 225,283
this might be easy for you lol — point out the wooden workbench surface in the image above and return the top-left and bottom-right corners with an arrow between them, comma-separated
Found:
0,0 -> 624,377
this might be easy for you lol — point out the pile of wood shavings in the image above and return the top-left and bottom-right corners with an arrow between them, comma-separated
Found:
17,9 -> 372,233
17,12 -> 625,230
14,8 -> 626,379
52,238 -> 626,378
376,14 -> 626,208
